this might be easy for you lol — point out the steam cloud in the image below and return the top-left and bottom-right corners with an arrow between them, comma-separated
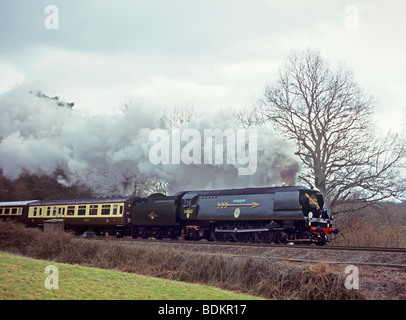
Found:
0,85 -> 301,195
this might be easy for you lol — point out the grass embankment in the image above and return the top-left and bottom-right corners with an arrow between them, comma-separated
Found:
0,252 -> 259,300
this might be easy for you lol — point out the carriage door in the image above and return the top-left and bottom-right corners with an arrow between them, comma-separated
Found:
56,206 -> 66,219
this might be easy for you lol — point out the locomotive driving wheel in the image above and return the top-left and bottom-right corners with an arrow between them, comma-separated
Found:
214,223 -> 229,242
259,229 -> 275,243
276,231 -> 288,244
235,222 -> 252,243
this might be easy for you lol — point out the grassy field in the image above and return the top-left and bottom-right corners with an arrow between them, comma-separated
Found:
0,252 -> 261,300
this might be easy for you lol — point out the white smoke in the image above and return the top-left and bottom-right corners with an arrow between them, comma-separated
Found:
0,84 -> 301,195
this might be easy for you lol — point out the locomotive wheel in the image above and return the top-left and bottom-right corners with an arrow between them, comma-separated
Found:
235,223 -> 252,243
259,230 -> 275,243
131,227 -> 138,239
276,231 -> 288,244
155,228 -> 166,240
141,227 -> 153,239
236,232 -> 251,242
251,222 -> 264,243
298,231 -> 312,245
169,227 -> 180,240
207,226 -> 216,241
316,234 -> 328,245
225,223 -> 236,241
214,223 -> 229,242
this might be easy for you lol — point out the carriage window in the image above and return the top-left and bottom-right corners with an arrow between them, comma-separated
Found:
0,207 -> 3,215
33,208 -> 37,216
78,205 -> 86,216
67,206 -> 75,216
11,208 -> 17,215
46,207 -> 51,216
5,208 -> 10,215
18,208 -> 22,215
53,207 -> 57,216
101,204 -> 111,215
112,204 -> 118,215
89,205 -> 98,215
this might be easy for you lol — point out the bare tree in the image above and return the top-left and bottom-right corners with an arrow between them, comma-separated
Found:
132,174 -> 169,195
261,49 -> 405,214
105,169 -> 169,196
233,102 -> 268,128
159,104 -> 201,129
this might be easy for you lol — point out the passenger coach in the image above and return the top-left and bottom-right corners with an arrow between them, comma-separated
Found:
25,197 -> 137,237
0,200 -> 37,222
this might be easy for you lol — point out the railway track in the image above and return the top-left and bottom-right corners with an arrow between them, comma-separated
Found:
119,237 -> 406,254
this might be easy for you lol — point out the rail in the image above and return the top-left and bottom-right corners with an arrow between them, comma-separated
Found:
121,238 -> 406,254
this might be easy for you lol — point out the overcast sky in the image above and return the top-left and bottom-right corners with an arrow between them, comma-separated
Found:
1,0 -> 405,132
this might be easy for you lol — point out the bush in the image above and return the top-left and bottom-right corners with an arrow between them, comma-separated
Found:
334,203 -> 406,248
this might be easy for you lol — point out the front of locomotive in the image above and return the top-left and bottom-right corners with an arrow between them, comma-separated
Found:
299,188 -> 339,244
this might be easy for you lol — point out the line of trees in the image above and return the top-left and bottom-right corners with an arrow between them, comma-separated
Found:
0,168 -> 93,201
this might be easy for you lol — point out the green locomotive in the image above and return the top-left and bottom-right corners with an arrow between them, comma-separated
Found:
130,186 -> 338,245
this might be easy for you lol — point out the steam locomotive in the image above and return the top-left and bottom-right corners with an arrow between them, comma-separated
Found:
0,186 -> 338,245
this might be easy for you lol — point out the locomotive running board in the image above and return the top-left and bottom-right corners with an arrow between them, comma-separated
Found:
215,228 -> 269,233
